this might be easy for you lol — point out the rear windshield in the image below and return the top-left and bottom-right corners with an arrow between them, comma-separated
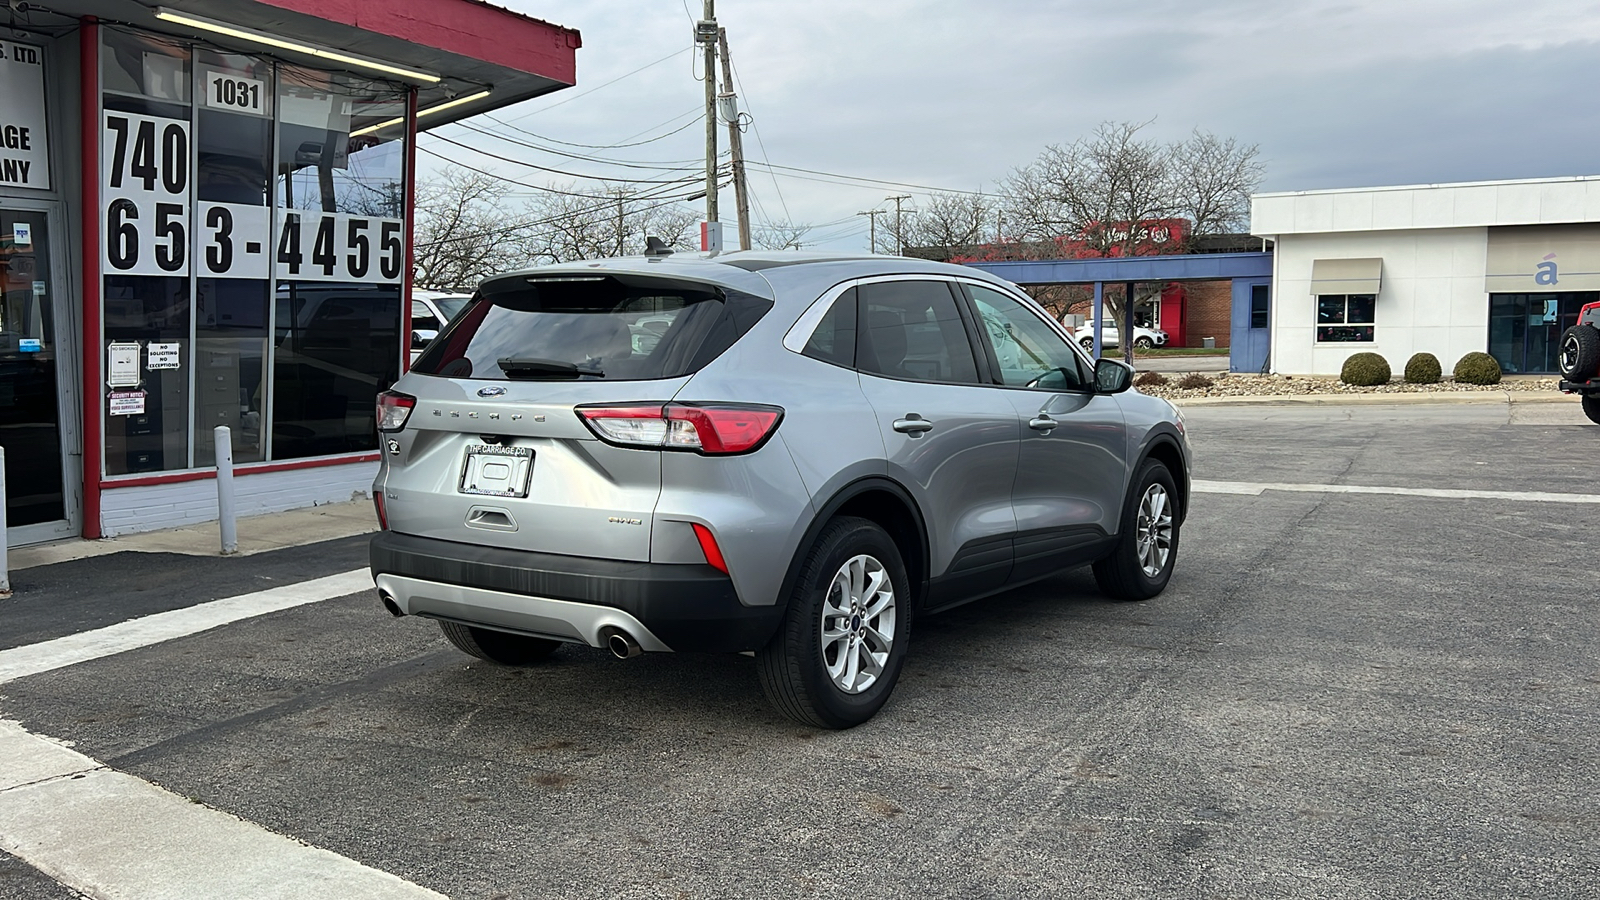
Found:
411,276 -> 770,381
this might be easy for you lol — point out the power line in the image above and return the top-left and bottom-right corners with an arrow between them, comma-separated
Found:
415,143 -> 709,198
448,120 -> 707,172
422,132 -> 716,185
743,160 -> 989,197
471,106 -> 705,152
494,46 -> 693,124
727,56 -> 791,225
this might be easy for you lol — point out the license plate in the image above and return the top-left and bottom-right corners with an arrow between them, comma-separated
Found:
458,444 -> 534,497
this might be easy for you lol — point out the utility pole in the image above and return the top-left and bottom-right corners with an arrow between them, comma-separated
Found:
614,188 -> 625,256
717,28 -> 752,251
888,195 -> 910,256
696,3 -> 719,241
857,209 -> 883,254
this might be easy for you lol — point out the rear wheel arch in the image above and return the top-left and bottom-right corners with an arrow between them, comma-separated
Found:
780,477 -> 930,612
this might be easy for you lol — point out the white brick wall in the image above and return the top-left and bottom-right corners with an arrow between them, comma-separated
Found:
100,460 -> 379,537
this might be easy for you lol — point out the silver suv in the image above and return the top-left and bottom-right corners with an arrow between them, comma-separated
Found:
370,252 -> 1190,728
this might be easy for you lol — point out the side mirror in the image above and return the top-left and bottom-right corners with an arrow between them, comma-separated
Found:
411,329 -> 439,349
1095,358 -> 1134,394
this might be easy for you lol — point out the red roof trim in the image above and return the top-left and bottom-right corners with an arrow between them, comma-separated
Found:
252,0 -> 580,83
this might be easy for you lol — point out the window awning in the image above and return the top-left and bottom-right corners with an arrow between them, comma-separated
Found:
1310,258 -> 1382,296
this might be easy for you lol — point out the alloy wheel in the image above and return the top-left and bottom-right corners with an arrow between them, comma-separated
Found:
820,554 -> 896,694
1135,483 -> 1174,578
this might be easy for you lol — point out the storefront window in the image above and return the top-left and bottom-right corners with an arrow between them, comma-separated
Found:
1315,294 -> 1375,343
98,30 -> 408,475
1487,292 -> 1597,374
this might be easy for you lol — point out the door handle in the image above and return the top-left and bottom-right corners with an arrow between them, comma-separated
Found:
892,414 -> 934,435
1028,414 -> 1058,432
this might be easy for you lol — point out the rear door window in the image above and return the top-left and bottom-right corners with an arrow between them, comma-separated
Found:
411,276 -> 769,381
856,280 -> 980,384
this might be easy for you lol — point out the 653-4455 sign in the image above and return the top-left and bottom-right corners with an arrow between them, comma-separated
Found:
101,110 -> 404,284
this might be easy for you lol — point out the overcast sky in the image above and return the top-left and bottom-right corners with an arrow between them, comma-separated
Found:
429,0 -> 1600,250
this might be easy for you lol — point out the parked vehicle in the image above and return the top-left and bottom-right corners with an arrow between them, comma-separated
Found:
1073,321 -> 1169,351
1557,300 -> 1600,425
409,291 -> 473,364
369,251 -> 1191,727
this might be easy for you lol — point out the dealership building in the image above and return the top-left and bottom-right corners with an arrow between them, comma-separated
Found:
1,0 -> 579,546
1251,176 -> 1600,378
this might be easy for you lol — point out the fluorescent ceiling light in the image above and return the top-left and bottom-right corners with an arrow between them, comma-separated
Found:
155,9 -> 440,83
350,90 -> 492,137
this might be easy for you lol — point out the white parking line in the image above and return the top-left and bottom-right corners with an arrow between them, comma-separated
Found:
0,719 -> 446,899
0,568 -> 374,686
1195,479 -> 1600,504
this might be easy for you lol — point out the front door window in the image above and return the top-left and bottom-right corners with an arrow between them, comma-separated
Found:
0,207 -> 65,527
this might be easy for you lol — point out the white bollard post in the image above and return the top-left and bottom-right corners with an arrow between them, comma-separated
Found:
1,446 -> 10,596
214,426 -> 237,555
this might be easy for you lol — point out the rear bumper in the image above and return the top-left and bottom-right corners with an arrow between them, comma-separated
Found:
369,532 -> 786,653
1560,378 -> 1600,396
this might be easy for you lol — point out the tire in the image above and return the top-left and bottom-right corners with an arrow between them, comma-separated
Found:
1558,324 -> 1600,380
1133,336 -> 1155,350
758,517 -> 911,729
1093,459 -> 1181,601
1080,337 -> 1095,351
439,621 -> 561,665
1583,394 -> 1600,426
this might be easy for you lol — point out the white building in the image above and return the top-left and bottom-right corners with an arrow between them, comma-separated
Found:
1251,176 -> 1600,376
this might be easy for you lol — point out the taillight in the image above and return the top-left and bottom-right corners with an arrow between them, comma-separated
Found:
376,391 -> 416,432
373,492 -> 388,530
691,523 -> 728,573
576,403 -> 783,454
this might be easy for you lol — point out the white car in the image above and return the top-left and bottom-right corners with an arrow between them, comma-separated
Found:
1073,322 -> 1169,351
409,291 -> 473,363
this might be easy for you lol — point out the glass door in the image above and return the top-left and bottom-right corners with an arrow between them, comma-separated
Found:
1,204 -> 73,540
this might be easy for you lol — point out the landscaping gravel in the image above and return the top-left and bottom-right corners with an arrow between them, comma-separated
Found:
1132,372 -> 1562,400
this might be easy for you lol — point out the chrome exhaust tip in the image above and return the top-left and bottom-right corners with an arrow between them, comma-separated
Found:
378,591 -> 404,618
605,629 -> 643,659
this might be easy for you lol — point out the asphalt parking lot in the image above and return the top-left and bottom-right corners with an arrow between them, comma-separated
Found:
1,400 -> 1596,899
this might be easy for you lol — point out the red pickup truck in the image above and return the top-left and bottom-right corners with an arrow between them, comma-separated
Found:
1559,300 -> 1600,425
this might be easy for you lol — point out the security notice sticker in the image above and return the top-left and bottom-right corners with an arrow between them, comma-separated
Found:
107,341 -> 141,387
12,222 -> 29,246
108,390 -> 146,416
147,341 -> 181,370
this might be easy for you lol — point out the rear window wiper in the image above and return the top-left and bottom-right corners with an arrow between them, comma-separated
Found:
496,357 -> 604,379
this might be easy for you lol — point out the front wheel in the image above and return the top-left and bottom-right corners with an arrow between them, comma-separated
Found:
1080,337 -> 1096,351
1093,459 -> 1181,600
758,517 -> 910,728
1583,394 -> 1600,425
1133,336 -> 1155,350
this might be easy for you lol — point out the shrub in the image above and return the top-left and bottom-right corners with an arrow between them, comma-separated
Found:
1453,351 -> 1502,385
1403,352 -> 1442,384
1175,373 -> 1214,390
1134,370 -> 1168,387
1340,352 -> 1391,386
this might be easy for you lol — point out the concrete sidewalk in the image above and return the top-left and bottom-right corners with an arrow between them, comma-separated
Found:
9,500 -> 379,571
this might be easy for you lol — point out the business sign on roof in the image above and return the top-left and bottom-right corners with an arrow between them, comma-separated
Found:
0,41 -> 50,190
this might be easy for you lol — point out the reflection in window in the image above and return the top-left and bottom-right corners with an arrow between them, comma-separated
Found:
1315,294 -> 1376,343
195,279 -> 268,466
967,284 -> 1087,390
271,282 -> 400,459
275,67 -> 406,217
101,29 -> 191,117
196,49 -> 272,206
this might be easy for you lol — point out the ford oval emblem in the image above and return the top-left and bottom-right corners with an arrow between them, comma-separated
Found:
477,385 -> 508,398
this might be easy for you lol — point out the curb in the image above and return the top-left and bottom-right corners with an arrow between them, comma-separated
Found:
1170,391 -> 1574,408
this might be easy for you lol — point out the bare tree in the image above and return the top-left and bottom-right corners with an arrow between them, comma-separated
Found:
1000,120 -> 1263,347
1168,129 -> 1264,238
752,220 -> 812,250
412,167 -> 522,292
884,192 -> 995,260
521,183 -> 699,264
